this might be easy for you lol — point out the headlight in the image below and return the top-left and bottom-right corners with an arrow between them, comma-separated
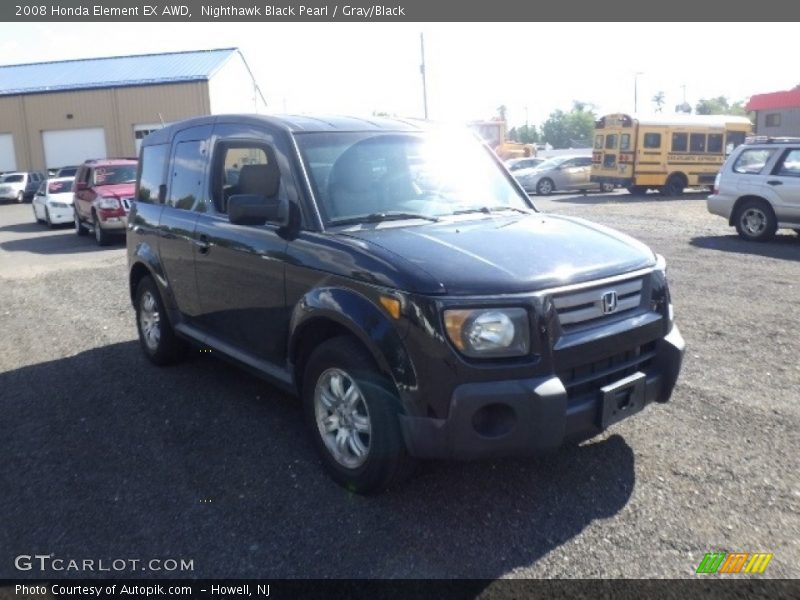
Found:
49,201 -> 69,208
655,253 -> 667,274
444,307 -> 529,358
97,196 -> 120,209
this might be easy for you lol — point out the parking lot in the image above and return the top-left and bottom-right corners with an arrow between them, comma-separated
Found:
1,191 -> 798,579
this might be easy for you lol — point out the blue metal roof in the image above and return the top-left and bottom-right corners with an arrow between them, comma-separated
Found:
0,48 -> 238,97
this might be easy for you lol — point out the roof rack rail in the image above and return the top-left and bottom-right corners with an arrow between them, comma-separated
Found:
745,135 -> 800,144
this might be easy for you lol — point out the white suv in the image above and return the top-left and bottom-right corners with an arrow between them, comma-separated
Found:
707,137 -> 800,241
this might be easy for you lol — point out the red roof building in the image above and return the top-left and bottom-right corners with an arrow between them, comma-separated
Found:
746,89 -> 800,136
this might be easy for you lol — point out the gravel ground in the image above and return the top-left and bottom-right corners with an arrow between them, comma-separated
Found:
1,193 -> 798,581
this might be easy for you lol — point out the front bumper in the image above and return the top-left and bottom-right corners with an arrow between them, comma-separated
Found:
399,325 -> 684,459
47,205 -> 74,224
97,214 -> 128,231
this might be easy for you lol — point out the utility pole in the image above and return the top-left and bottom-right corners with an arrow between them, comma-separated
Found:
634,72 -> 644,113
420,32 -> 429,119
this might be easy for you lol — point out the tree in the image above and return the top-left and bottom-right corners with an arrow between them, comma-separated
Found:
508,124 -> 539,144
540,104 -> 595,148
652,91 -> 665,112
695,96 -> 747,116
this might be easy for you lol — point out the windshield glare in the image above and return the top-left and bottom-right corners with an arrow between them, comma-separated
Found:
93,165 -> 137,185
296,130 -> 529,224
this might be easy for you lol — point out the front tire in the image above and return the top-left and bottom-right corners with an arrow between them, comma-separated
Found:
735,199 -> 777,242
15,191 -> 24,204
626,185 -> 648,196
45,208 -> 54,229
93,211 -> 110,246
302,336 -> 416,494
33,205 -> 43,224
74,210 -> 88,236
134,276 -> 187,365
536,178 -> 554,196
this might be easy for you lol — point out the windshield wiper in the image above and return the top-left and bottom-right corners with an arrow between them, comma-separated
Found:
452,206 -> 532,216
330,212 -> 440,227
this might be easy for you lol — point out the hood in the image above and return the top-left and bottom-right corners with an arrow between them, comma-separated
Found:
47,192 -> 74,203
340,213 -> 655,295
93,183 -> 134,197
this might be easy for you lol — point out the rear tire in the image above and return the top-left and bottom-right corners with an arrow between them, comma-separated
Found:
302,336 -> 416,494
735,199 -> 777,242
600,182 -> 615,193
134,276 -> 187,365
660,175 -> 685,197
626,185 -> 648,196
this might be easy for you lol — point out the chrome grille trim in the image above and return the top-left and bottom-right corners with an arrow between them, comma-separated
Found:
553,277 -> 644,327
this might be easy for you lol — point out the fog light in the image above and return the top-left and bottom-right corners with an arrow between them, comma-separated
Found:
472,403 -> 516,438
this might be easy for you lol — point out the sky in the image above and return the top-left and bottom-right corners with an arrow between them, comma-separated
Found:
0,22 -> 797,128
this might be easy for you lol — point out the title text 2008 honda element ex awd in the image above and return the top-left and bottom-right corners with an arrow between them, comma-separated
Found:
128,115 -> 684,493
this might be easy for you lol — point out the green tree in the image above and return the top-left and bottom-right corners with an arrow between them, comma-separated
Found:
652,91 -> 665,112
509,124 -> 539,143
540,104 -> 595,148
695,96 -> 747,116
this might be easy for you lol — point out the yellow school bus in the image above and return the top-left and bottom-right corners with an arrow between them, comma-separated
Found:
590,113 -> 752,195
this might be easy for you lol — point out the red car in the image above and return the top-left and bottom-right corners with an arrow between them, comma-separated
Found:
73,158 -> 138,245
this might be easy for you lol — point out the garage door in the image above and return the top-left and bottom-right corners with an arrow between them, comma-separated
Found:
0,134 -> 16,172
42,128 -> 107,170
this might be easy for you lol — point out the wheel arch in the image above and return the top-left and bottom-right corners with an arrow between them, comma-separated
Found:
288,288 -> 417,405
729,194 -> 773,226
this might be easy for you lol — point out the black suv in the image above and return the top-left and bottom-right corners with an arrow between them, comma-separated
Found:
128,115 -> 684,493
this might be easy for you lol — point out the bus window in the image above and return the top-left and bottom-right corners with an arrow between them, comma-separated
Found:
672,133 -> 688,152
594,134 -> 604,149
726,131 -> 746,154
707,134 -> 723,154
605,134 -> 618,149
643,133 -> 661,149
690,133 -> 706,153
620,134 -> 631,150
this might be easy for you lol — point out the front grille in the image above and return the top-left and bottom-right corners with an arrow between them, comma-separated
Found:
553,277 -> 643,328
558,341 -> 656,400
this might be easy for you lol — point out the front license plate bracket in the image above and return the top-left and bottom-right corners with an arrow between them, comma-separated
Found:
600,371 -> 646,428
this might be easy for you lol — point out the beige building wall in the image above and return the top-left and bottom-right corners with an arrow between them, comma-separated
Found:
0,81 -> 211,171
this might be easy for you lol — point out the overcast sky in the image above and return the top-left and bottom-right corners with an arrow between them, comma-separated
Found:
1,22 -> 796,127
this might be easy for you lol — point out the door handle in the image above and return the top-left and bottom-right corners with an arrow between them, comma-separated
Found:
767,180 -> 783,186
195,234 -> 211,254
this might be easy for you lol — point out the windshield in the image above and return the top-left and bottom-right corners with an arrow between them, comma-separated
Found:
295,130 -> 530,224
48,180 -> 72,194
92,165 -> 137,185
2,174 -> 23,183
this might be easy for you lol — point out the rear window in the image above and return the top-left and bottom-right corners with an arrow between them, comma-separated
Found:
605,134 -> 618,150
732,148 -> 776,174
48,180 -> 71,194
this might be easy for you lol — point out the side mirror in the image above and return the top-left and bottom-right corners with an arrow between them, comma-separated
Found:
228,195 -> 290,227
75,181 -> 88,192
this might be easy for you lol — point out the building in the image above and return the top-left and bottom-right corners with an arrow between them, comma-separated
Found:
0,48 -> 266,172
745,89 -> 800,137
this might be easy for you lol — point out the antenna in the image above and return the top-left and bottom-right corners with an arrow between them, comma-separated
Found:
158,113 -> 165,127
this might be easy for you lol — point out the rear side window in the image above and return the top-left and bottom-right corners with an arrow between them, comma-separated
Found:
732,148 -> 776,174
671,133 -> 688,152
167,141 -> 206,211
137,144 -> 169,204
775,149 -> 800,178
643,133 -> 661,149
620,134 -> 631,150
